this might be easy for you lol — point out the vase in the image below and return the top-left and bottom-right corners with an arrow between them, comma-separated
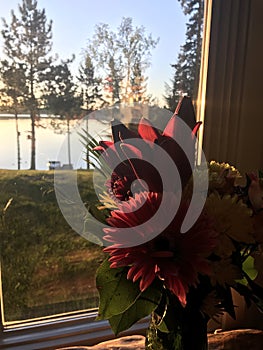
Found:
145,293 -> 208,350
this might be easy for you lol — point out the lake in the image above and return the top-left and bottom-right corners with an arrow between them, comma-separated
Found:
0,115 -> 111,170
0,106 -> 173,170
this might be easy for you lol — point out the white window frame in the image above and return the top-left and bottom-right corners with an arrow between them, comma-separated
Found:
0,310 -> 149,349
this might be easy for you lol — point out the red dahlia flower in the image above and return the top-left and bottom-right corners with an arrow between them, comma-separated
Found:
95,97 -> 201,201
104,192 -> 218,305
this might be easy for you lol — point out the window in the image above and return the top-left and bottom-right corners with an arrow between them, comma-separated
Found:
0,0 -> 213,348
0,126 -> 150,348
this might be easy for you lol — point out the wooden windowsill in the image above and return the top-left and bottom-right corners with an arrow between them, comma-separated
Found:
57,330 -> 263,350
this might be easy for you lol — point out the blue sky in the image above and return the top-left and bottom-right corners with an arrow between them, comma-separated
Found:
0,0 -> 186,105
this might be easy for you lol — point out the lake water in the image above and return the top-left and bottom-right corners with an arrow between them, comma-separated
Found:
0,106 -> 173,170
0,116 -> 111,170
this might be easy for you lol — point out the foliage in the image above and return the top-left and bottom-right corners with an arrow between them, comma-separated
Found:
165,0 -> 204,111
77,54 -> 106,113
0,60 -> 28,169
84,17 -> 159,105
1,0 -> 55,169
129,60 -> 148,103
42,57 -> 83,165
0,60 -> 28,112
0,7 -> 160,172
43,57 -> 82,119
96,259 -> 162,335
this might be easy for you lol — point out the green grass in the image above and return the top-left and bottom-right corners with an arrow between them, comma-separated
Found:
0,169 -> 106,323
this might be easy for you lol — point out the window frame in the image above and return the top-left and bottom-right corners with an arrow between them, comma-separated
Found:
0,311 -> 149,349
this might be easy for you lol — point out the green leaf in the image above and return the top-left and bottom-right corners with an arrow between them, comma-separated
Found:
157,319 -> 170,333
243,256 -> 258,281
236,256 -> 258,286
96,259 -> 146,320
108,279 -> 163,335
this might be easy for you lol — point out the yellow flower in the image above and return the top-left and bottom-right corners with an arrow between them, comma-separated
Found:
205,192 -> 255,258
210,259 -> 243,287
215,234 -> 236,258
98,190 -> 118,210
209,161 -> 239,174
209,161 -> 240,195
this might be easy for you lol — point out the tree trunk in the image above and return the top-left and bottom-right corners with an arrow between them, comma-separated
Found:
67,118 -> 71,166
86,117 -> 90,170
30,110 -> 36,170
15,111 -> 21,170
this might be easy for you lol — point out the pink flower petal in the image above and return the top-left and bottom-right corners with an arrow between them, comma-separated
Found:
139,268 -> 156,291
191,121 -> 202,137
138,118 -> 160,143
93,141 -> 114,151
120,143 -> 143,160
162,115 -> 177,138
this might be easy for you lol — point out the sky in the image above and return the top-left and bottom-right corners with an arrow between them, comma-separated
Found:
0,0 -> 186,105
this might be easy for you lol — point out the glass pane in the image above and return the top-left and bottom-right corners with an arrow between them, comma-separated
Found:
0,166 -> 107,322
0,0 -> 204,324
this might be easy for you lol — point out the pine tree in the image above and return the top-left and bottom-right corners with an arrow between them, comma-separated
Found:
1,0 -> 54,169
0,60 -> 28,169
78,54 -> 105,113
130,60 -> 148,103
165,0 -> 204,111
77,54 -> 105,168
106,56 -> 123,105
43,58 -> 82,166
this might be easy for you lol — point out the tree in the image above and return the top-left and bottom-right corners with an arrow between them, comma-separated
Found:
105,56 -> 123,104
43,58 -> 82,166
117,17 -> 158,103
77,54 -> 106,169
1,0 -> 54,169
165,0 -> 204,111
85,17 -> 159,105
129,59 -> 148,103
78,54 -> 105,113
86,22 -> 122,105
0,61 -> 28,169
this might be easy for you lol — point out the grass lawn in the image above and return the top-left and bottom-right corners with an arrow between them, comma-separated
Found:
0,169 -> 106,322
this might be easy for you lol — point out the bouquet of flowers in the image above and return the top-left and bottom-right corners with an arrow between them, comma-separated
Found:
85,97 -> 263,350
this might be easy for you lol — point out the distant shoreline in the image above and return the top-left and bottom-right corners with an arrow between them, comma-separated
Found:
0,114 -> 49,120
0,113 -> 107,121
